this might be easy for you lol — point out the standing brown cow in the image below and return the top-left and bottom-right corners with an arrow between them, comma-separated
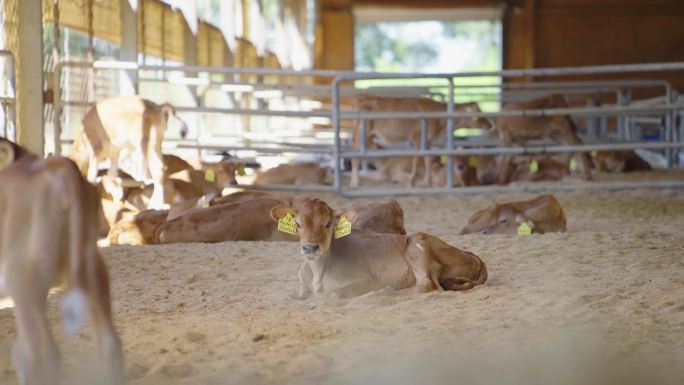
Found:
70,95 -> 188,209
0,138 -> 123,385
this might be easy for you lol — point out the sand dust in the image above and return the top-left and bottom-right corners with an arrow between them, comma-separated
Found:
1,172 -> 684,384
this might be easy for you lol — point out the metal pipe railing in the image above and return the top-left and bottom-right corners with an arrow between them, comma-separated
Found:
0,50 -> 16,141
48,59 -> 684,196
339,103 -> 683,121
332,61 -> 684,197
340,180 -> 684,198
340,141 -> 683,159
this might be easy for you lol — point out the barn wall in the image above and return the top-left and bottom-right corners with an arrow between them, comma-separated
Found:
317,0 -> 684,92
315,0 -> 354,70
505,0 -> 684,90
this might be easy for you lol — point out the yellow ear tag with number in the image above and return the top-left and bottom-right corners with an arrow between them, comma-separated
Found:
590,151 -> 597,158
204,169 -> 216,182
529,160 -> 539,173
440,155 -> 448,165
517,222 -> 532,236
570,159 -> 578,171
335,216 -> 352,239
468,156 -> 478,167
277,213 -> 298,235
237,165 -> 246,176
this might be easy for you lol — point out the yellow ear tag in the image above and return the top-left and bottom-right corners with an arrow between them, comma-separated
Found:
529,160 -> 539,173
440,155 -> 448,165
570,159 -> 578,171
0,148 -> 9,167
277,213 -> 298,235
590,151 -> 597,158
204,169 -> 216,182
468,156 -> 478,167
237,165 -> 246,176
517,222 -> 532,236
334,216 -> 352,239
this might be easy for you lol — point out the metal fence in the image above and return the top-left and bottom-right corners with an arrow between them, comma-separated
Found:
0,50 -> 16,140
50,59 -> 684,196
331,62 -> 684,197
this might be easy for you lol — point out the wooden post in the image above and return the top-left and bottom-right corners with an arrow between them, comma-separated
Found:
120,0 -> 138,95
16,0 -> 44,155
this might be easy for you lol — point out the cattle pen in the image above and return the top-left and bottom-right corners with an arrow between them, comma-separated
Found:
1,1 -> 684,385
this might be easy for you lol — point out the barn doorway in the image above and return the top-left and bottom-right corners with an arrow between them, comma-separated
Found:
353,7 -> 503,112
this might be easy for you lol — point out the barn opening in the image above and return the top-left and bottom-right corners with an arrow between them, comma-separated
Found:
353,6 -> 503,117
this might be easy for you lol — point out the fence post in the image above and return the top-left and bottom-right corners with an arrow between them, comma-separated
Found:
446,77 -> 455,189
332,78 -> 342,194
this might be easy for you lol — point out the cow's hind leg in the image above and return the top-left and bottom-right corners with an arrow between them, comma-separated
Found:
405,233 -> 442,292
9,281 -> 60,385
87,250 -> 124,385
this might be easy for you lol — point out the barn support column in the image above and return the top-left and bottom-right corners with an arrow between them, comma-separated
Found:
503,0 -> 536,70
120,0 -> 138,95
16,0 -> 44,155
315,0 -> 354,71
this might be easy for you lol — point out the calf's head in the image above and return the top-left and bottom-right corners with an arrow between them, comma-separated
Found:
270,199 -> 357,260
202,160 -> 245,189
459,205 -> 532,235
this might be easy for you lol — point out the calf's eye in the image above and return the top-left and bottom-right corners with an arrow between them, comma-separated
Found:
481,228 -> 490,235
499,218 -> 508,224
325,221 -> 332,229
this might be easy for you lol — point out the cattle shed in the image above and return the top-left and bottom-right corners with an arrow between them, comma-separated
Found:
0,1 -> 684,385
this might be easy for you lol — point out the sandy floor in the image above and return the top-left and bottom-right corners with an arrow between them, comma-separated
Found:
1,172 -> 684,384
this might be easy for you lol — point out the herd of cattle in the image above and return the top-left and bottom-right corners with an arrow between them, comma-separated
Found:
0,92 -> 653,385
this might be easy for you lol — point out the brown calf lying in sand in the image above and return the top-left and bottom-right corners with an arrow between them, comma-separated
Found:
153,195 -> 407,244
0,139 -> 123,385
592,150 -> 652,173
351,199 -> 406,235
154,198 -> 296,244
432,155 -> 568,187
254,163 -> 328,185
459,194 -> 567,235
351,94 -> 492,187
270,198 -> 487,299
494,95 -> 592,183
108,209 -> 169,245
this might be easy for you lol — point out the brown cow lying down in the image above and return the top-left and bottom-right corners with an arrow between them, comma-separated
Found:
351,199 -> 406,235
507,156 -> 570,183
0,139 -> 123,385
494,94 -> 592,183
365,157 -> 436,186
108,209 -> 169,245
154,198 -> 298,244
254,163 -> 328,185
166,190 -> 294,221
110,192 -> 291,244
459,194 -> 567,235
433,155 -> 568,187
592,150 -> 652,173
153,195 -> 407,245
270,198 -> 487,299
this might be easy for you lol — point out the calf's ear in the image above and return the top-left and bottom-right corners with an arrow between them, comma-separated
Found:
0,141 -> 16,169
270,205 -> 296,222
335,208 -> 358,224
515,214 -> 535,229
